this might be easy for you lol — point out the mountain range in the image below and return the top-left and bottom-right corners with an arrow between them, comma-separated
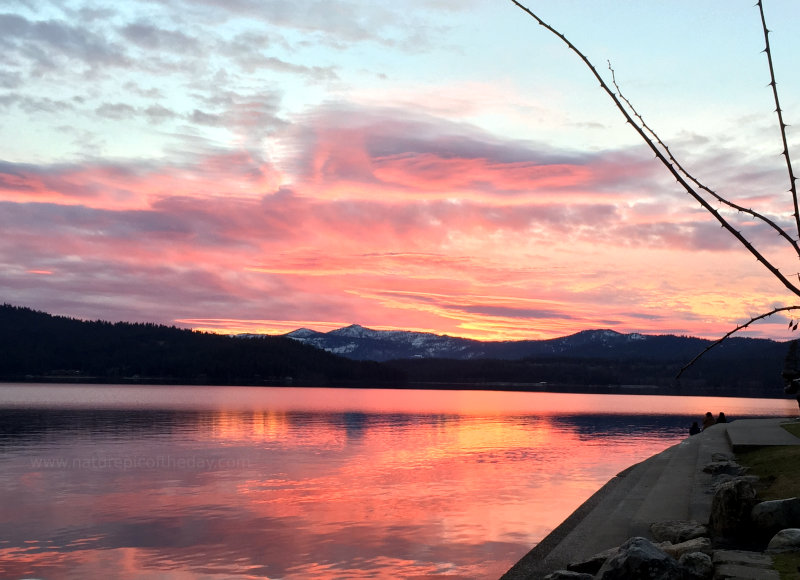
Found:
281,323 -> 783,364
279,324 -> 788,396
0,304 -> 790,396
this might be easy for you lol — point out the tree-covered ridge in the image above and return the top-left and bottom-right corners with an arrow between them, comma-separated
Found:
0,304 -> 789,397
386,346 -> 786,398
0,304 -> 402,386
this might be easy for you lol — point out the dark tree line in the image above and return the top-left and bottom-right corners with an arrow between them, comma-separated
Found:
0,304 -> 403,386
0,304 -> 788,396
387,343 -> 786,398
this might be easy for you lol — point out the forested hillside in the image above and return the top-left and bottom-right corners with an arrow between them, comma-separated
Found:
387,347 -> 787,398
0,304 -> 790,397
0,305 -> 403,386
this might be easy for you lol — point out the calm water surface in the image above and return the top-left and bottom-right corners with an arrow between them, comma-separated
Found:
0,385 -> 795,579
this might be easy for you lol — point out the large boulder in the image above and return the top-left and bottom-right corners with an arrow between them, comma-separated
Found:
596,537 -> 682,580
679,551 -> 713,580
712,474 -> 760,490
566,546 -> 618,575
752,498 -> 800,539
709,478 -> 758,540
659,537 -> 713,559
766,528 -> 800,553
703,459 -> 747,477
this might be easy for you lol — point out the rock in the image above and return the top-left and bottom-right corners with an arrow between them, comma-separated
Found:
650,520 -> 708,543
712,474 -> 760,491
679,551 -> 713,580
711,452 -> 735,462
712,550 -> 774,567
709,478 -> 758,539
703,460 -> 747,476
751,498 -> 800,538
566,546 -> 617,575
543,571 -> 594,580
713,550 -> 778,579
766,528 -> 800,553
659,536 -> 712,558
595,537 -> 682,580
714,563 -> 780,579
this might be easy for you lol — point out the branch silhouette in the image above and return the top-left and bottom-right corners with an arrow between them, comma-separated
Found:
758,2 -> 800,240
607,62 -> 800,259
678,306 -> 800,377
509,1 -> 799,376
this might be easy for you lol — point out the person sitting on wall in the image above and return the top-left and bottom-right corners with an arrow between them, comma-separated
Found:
716,412 -> 727,424
702,412 -> 716,430
689,421 -> 701,436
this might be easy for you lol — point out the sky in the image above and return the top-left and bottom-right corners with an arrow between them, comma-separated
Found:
2,0 -> 800,342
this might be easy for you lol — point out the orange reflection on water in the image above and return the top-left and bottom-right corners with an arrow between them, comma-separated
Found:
0,385 -> 795,579
203,409 -> 295,442
1,385 -> 796,418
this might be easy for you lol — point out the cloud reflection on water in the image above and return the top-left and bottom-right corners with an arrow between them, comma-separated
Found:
0,385 -> 794,578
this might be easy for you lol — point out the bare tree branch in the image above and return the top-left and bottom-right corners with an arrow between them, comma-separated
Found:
607,62 -> 800,259
509,1 -> 800,379
757,0 -> 800,241
509,0 -> 800,299
677,305 -> 800,378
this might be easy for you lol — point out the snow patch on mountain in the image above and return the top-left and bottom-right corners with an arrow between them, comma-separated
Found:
328,343 -> 359,354
286,328 -> 321,339
282,325 -> 685,362
329,324 -> 381,339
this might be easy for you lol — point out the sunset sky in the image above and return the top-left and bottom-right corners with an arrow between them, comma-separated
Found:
3,0 -> 800,341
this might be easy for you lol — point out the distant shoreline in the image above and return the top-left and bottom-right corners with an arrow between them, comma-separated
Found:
0,378 -> 791,399
1,305 -> 788,399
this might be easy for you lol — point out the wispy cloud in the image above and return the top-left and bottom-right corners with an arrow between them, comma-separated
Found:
2,0 -> 798,340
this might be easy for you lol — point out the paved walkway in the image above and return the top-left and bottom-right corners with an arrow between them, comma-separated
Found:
727,417 -> 800,450
501,417 -> 800,580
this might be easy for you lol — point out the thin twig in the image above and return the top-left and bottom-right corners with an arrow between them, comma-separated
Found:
509,0 -> 800,299
607,61 -> 800,259
757,1 -> 800,241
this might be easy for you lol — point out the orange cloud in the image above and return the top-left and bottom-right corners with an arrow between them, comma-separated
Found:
1,102 -> 797,342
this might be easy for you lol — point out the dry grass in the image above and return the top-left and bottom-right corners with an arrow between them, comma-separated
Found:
773,553 -> 800,579
736,422 -> 800,579
783,422 -> 800,439
736,423 -> 800,500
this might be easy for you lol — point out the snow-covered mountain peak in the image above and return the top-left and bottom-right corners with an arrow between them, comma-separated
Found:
286,328 -> 321,339
598,329 -> 622,338
283,324 -> 725,363
328,324 -> 381,339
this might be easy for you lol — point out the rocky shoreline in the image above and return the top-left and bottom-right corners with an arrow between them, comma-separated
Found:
501,419 -> 800,579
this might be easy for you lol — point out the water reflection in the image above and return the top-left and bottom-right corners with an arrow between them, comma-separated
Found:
0,385 -> 795,579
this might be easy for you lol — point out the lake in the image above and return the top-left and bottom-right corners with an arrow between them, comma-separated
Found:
0,384 -> 795,579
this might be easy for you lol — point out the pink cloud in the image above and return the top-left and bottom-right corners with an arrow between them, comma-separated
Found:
0,151 -> 280,210
1,102 -> 798,342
